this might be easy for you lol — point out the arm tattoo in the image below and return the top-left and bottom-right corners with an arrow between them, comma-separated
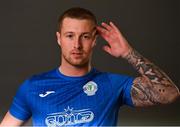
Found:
125,50 -> 180,107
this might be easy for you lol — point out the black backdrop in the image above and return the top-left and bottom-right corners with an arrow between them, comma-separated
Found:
0,0 -> 180,125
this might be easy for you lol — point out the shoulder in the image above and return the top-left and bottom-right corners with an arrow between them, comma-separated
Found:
93,69 -> 134,83
95,69 -> 132,79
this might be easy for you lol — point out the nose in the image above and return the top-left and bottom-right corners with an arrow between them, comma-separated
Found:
74,37 -> 82,49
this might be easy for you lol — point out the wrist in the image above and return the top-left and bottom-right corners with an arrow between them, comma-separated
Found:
122,47 -> 133,59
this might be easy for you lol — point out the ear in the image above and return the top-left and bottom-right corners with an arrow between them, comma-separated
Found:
91,28 -> 98,47
92,34 -> 98,47
56,32 -> 61,46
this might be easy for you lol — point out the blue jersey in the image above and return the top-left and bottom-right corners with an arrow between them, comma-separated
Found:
9,68 -> 134,126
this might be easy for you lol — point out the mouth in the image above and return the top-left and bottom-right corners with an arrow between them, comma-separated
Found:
71,52 -> 84,57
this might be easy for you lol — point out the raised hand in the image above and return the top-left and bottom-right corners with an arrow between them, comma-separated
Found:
96,22 -> 132,58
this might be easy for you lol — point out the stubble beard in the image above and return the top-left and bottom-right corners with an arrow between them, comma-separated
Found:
62,53 -> 91,68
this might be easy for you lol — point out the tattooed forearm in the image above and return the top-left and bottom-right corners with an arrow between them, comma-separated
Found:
125,49 -> 180,107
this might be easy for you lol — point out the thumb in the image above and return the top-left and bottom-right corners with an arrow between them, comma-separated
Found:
103,45 -> 112,55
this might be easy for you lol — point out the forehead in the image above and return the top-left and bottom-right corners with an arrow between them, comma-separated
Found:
61,17 -> 95,33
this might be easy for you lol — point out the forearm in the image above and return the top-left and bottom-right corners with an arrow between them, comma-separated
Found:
125,49 -> 180,106
97,21 -> 179,106
0,111 -> 24,127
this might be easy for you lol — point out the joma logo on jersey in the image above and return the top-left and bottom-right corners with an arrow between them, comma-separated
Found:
45,106 -> 94,126
39,91 -> 55,97
83,81 -> 98,96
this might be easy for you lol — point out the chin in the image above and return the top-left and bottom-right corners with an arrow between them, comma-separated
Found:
71,62 -> 89,67
69,59 -> 89,67
62,54 -> 90,67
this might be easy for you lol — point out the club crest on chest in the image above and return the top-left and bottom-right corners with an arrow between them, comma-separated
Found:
83,81 -> 98,96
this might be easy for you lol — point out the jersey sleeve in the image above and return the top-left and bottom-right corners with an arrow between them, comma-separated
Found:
9,79 -> 32,121
108,73 -> 135,107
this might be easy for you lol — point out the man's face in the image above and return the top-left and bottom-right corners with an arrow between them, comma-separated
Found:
56,17 -> 97,67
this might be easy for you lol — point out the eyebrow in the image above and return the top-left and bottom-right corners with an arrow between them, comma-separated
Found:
63,31 -> 93,35
63,32 -> 74,35
63,27 -> 97,35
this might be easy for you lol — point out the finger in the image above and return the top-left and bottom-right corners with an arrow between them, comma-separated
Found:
97,26 -> 114,45
103,45 -> 112,54
109,22 -> 121,33
96,29 -> 111,43
101,22 -> 113,31
96,26 -> 109,35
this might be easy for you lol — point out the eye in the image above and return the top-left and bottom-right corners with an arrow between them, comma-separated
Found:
82,35 -> 91,39
66,34 -> 73,38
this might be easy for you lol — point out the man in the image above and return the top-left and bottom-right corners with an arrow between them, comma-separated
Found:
0,7 -> 179,126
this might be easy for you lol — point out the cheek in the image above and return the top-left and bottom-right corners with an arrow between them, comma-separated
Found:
83,45 -> 93,54
84,41 -> 95,51
60,43 -> 71,54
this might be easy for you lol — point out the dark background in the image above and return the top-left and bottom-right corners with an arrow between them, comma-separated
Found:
0,0 -> 180,125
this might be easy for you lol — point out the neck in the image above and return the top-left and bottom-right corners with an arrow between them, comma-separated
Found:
59,62 -> 91,77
